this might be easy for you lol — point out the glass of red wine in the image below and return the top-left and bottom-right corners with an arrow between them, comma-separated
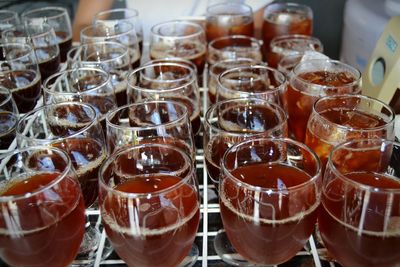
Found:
216,137 -> 322,266
204,98 -> 288,189
69,41 -> 132,107
0,10 -> 19,34
0,43 -> 41,113
0,146 -> 85,267
127,62 -> 201,137
320,139 -> 400,266
0,87 -> 18,151
80,21 -> 141,69
106,100 -> 195,158
94,8 -> 144,53
2,22 -> 61,81
21,7 -> 73,62
16,101 -> 111,262
99,143 -> 200,267
42,67 -> 117,133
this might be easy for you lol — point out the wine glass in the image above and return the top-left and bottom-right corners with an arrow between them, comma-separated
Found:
99,143 -> 200,267
69,41 -> 132,107
262,2 -> 313,59
207,35 -> 262,66
127,62 -> 201,136
16,102 -> 110,262
0,10 -> 19,34
21,7 -> 73,62
206,2 -> 253,42
42,67 -> 117,132
0,87 -> 18,151
216,65 -> 286,104
2,22 -> 61,81
267,34 -> 323,68
0,146 -> 85,267
80,21 -> 141,69
217,137 -> 321,265
0,43 -> 41,113
94,8 -> 144,53
305,94 -> 395,169
204,98 -> 288,188
320,139 -> 400,266
150,20 -> 207,74
286,58 -> 361,142
106,100 -> 195,158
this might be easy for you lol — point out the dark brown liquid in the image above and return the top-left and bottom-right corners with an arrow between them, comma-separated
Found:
0,111 -> 17,150
206,16 -> 254,42
36,47 -> 61,82
55,31 -> 72,62
220,163 -> 318,265
0,70 -> 41,113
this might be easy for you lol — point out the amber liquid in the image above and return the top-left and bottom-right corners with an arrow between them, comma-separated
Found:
220,163 -> 318,265
319,172 -> 400,267
0,111 -> 17,150
0,172 -> 85,267
0,70 -> 41,113
286,70 -> 358,142
206,15 -> 254,42
205,104 -> 283,187
55,31 -> 72,62
262,10 -> 312,59
52,138 -> 106,207
102,174 -> 200,267
305,108 -> 387,170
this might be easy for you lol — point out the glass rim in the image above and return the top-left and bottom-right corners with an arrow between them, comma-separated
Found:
218,64 -> 287,97
0,10 -> 18,22
106,99 -> 189,131
221,137 -> 321,193
210,58 -> 261,75
43,67 -> 111,96
17,101 -> 98,144
81,21 -> 136,41
143,57 -> 198,74
312,94 -> 396,132
0,42 -> 35,63
270,34 -> 323,50
292,58 -> 361,89
206,2 -> 253,16
21,6 -> 68,20
73,41 -> 130,64
205,97 -> 287,137
264,2 -> 313,15
209,34 -> 261,50
127,62 -> 197,93
150,20 -> 204,40
95,8 -> 139,21
0,145 -> 73,202
3,22 -> 56,42
327,138 -> 400,193
0,87 -> 13,107
99,143 -> 194,198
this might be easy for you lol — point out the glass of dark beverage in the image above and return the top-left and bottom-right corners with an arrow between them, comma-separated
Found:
43,67 -> 117,132
70,41 -> 131,107
204,98 -> 288,188
106,100 -> 195,158
207,35 -> 262,66
217,137 -> 321,265
208,58 -> 260,104
80,21 -> 141,69
21,7 -> 73,62
0,87 -> 18,151
2,22 -> 61,81
16,102 -> 109,262
305,94 -> 395,170
94,8 -> 144,53
0,43 -> 41,113
320,139 -> 400,267
99,143 -> 200,267
262,2 -> 313,59
127,62 -> 201,136
0,146 -> 85,267
150,20 -> 207,74
217,64 -> 286,104
0,10 -> 19,34
267,34 -> 323,68
206,2 -> 254,42
286,58 -> 361,142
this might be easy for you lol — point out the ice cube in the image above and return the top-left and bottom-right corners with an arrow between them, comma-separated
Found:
342,110 -> 381,129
